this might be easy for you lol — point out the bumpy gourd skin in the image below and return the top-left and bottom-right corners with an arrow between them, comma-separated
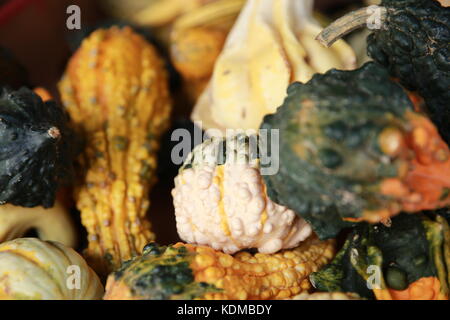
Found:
310,213 -> 450,300
367,0 -> 450,144
58,26 -> 172,275
104,237 -> 335,300
291,292 -> 362,300
0,88 -> 75,208
173,134 -> 312,254
261,62 -> 450,239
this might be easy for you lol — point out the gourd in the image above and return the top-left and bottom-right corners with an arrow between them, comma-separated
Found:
170,0 -> 244,102
58,26 -> 172,275
0,199 -> 76,247
172,134 -> 312,254
192,0 -> 356,133
33,87 -> 52,102
261,62 -> 450,239
98,0 -> 212,28
171,27 -> 226,82
291,292 -> 362,300
171,27 -> 226,103
310,213 -> 450,300
0,238 -> 103,300
103,236 -> 335,300
98,0 -> 231,47
317,0 -> 450,144
0,87 -> 76,208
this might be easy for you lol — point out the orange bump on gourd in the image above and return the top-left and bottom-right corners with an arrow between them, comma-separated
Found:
371,112 -> 450,221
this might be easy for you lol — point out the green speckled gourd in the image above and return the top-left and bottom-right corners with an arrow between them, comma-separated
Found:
0,88 -> 75,208
310,213 -> 450,300
104,237 -> 335,300
104,243 -> 219,300
261,62 -> 450,239
368,0 -> 450,144
317,0 -> 450,144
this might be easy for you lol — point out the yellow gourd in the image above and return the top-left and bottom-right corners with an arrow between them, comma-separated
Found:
58,26 -> 172,275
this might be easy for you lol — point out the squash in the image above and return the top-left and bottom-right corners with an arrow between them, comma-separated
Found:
317,0 -> 450,145
192,0 -> 356,133
0,87 -> 76,208
0,200 -> 76,247
171,27 -> 226,81
98,0 -> 212,28
0,238 -> 103,300
33,87 -> 52,102
310,212 -> 450,300
58,26 -> 172,275
171,27 -> 227,103
98,0 -> 234,47
291,292 -> 362,300
261,62 -> 450,238
104,236 -> 335,300
172,133 -> 312,254
169,0 -> 244,102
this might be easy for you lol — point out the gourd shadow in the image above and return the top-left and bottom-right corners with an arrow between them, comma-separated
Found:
150,119 -> 203,245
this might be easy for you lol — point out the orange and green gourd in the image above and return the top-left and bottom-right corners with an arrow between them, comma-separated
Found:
261,62 -> 450,238
104,236 -> 335,300
310,212 -> 450,300
58,26 -> 172,275
317,0 -> 450,145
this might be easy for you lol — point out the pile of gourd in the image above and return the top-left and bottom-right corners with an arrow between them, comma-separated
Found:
0,0 -> 448,300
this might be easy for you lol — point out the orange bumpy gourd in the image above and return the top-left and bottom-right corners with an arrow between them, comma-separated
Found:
104,237 -> 335,300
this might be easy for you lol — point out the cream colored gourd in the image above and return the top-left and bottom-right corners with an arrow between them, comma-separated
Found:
0,201 -> 76,247
192,0 -> 356,132
172,134 -> 312,254
0,238 -> 103,300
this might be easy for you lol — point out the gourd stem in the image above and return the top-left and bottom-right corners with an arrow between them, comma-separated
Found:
316,6 -> 387,47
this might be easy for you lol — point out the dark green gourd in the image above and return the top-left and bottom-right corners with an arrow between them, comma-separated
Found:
0,88 -> 76,208
261,62 -> 450,239
310,212 -> 450,300
317,0 -> 450,144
